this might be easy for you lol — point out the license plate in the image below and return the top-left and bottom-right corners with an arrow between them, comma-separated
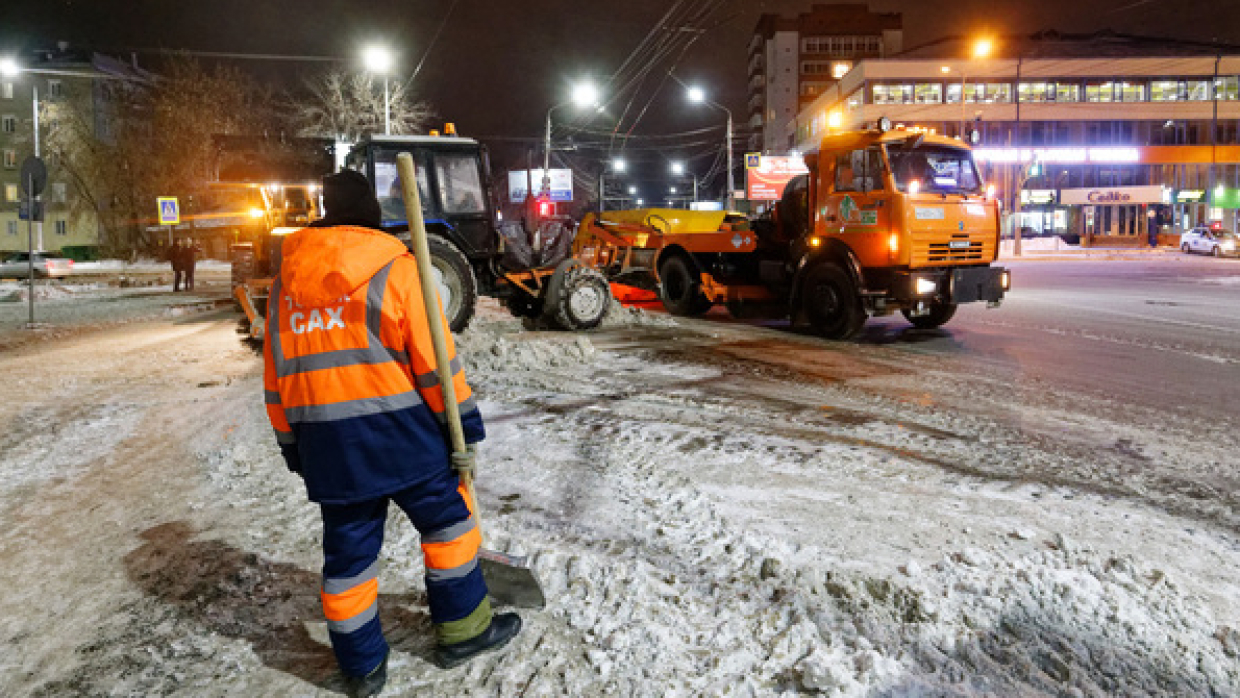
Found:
949,240 -> 971,249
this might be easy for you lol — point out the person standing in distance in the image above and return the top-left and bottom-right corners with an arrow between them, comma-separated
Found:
169,240 -> 185,292
261,170 -> 521,697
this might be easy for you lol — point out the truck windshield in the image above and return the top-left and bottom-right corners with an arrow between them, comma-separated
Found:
887,144 -> 983,195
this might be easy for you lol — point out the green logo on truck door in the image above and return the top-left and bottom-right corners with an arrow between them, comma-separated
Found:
839,195 -> 877,227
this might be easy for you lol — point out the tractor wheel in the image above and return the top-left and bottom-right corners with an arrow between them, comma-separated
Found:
425,235 -> 478,333
544,263 -> 611,330
658,255 -> 711,316
901,302 -> 958,329
801,262 -> 866,340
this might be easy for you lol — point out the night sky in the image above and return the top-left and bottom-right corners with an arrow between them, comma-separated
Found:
4,0 -> 1238,179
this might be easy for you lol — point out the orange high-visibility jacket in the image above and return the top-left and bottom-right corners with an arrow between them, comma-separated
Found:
262,225 -> 484,504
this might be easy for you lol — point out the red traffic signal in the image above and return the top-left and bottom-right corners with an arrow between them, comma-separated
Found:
537,199 -> 554,218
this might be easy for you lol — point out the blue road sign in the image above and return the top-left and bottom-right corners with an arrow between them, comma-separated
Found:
157,197 -> 180,225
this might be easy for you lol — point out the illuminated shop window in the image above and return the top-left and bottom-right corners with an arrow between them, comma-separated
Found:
1117,82 -> 1146,102
1085,82 -> 1114,102
1055,83 -> 1081,102
1018,82 -> 1052,103
872,84 -> 913,104
914,83 -> 943,104
1216,76 -> 1239,100
1150,81 -> 1181,101
1186,80 -> 1211,100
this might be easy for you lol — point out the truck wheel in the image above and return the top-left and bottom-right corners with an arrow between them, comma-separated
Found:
426,234 -> 477,333
545,264 -> 611,330
659,255 -> 711,316
901,302 -> 958,329
802,263 -> 866,340
1212,245 -> 1223,257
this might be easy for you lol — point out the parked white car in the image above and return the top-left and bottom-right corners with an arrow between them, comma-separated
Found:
0,251 -> 75,279
1180,227 -> 1238,257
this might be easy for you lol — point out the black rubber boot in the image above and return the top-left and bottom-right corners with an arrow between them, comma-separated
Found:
433,613 -> 522,669
345,652 -> 388,698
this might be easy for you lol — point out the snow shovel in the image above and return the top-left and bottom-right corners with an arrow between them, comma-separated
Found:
396,153 -> 546,610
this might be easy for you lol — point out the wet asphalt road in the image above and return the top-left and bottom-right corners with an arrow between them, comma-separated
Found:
855,256 -> 1240,420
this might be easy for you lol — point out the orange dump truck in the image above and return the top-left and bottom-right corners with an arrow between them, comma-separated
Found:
577,122 -> 1010,338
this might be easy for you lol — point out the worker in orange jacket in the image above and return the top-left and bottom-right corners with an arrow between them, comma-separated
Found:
262,170 -> 520,696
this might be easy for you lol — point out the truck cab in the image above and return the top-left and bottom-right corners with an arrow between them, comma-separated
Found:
793,124 -> 1009,337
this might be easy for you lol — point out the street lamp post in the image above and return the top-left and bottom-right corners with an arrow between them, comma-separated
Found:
687,85 -> 735,210
543,82 -> 600,197
362,46 -> 393,135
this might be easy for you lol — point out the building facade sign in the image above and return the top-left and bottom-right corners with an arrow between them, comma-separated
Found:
1060,186 -> 1168,205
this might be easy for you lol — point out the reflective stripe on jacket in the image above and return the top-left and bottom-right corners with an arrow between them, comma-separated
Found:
262,225 -> 484,504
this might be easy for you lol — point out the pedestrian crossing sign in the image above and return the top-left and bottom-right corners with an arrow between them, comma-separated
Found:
157,197 -> 180,225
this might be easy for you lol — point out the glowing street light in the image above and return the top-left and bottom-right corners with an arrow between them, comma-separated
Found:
361,45 -> 394,135
0,57 -> 18,77
972,38 -> 994,60
628,186 -> 637,195
612,158 -> 626,172
670,161 -> 685,175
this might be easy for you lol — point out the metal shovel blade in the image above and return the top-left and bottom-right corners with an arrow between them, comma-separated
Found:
479,549 -> 546,609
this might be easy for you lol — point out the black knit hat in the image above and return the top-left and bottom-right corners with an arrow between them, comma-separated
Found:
314,169 -> 383,229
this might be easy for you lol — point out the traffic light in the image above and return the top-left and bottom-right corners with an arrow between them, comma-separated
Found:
537,198 -> 554,218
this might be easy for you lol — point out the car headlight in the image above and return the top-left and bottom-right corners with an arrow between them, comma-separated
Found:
915,278 -> 938,295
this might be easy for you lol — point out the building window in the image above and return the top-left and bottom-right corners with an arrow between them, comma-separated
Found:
1150,80 -> 1181,101
55,220 -> 67,236
1055,83 -> 1081,102
1,115 -> 15,133
3,150 -> 15,169
914,83 -> 943,104
1085,81 -> 1114,103
832,62 -> 852,79
1186,80 -> 1211,101
873,84 -> 913,104
4,184 -> 17,202
52,182 -> 66,203
1,82 -> 12,100
7,221 -> 16,235
802,62 -> 834,76
47,79 -> 62,98
974,83 -> 1011,103
1018,82 -> 1052,103
1217,76 -> 1239,101
1117,82 -> 1146,102
845,89 -> 863,110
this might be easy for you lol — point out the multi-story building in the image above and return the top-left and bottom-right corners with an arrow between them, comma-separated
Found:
792,32 -> 1240,245
748,3 -> 902,154
1,44 -> 143,256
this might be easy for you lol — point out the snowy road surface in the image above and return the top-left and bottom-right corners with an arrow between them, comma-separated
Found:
1,258 -> 1238,696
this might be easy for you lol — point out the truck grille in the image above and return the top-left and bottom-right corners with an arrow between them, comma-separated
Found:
910,233 -> 995,267
925,239 -> 985,262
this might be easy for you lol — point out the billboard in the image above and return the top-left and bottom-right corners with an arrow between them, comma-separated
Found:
746,155 -> 809,201
508,169 -> 574,203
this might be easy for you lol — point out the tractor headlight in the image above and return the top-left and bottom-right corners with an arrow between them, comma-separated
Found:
915,278 -> 938,295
